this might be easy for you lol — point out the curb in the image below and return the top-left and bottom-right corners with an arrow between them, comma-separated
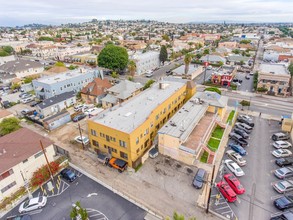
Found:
69,162 -> 163,220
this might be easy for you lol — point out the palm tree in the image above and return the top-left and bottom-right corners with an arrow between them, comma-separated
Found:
128,60 -> 136,76
184,54 -> 192,75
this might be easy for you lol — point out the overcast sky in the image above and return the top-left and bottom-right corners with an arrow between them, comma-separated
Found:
1,0 -> 293,26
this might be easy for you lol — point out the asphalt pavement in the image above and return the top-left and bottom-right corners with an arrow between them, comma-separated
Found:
4,167 -> 146,220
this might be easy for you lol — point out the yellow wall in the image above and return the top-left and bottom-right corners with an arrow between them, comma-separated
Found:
88,82 -> 194,168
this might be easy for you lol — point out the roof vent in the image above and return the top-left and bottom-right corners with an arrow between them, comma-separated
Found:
3,149 -> 6,154
124,112 -> 132,117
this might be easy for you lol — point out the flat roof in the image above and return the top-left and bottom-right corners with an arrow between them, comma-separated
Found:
90,78 -> 187,134
259,63 -> 289,75
34,69 -> 94,85
173,65 -> 202,75
158,98 -> 208,141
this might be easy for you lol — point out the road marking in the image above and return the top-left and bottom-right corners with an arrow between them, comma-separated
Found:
221,210 -> 233,215
249,183 -> 256,220
87,193 -> 98,197
271,194 -> 284,200
271,211 -> 284,217
215,206 -> 230,211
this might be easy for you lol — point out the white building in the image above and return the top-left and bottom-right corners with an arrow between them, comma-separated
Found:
131,51 -> 160,75
0,128 -> 55,200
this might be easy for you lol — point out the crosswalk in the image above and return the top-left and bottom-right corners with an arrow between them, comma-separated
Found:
86,208 -> 109,220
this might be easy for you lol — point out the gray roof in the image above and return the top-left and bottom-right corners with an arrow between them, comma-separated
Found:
172,64 -> 202,76
158,99 -> 209,142
90,79 -> 187,134
194,91 -> 228,108
200,55 -> 226,63
101,94 -> 118,104
37,91 -> 75,109
107,80 -> 143,100
0,59 -> 43,73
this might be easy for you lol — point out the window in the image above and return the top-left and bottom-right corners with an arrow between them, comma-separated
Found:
136,137 -> 139,144
91,129 -> 97,136
0,169 -> 14,180
106,135 -> 110,142
34,151 -> 44,159
156,114 -> 159,120
1,181 -> 16,193
108,146 -> 117,153
119,140 -> 127,148
92,140 -> 99,147
168,104 -> 171,110
136,148 -> 140,153
120,152 -> 128,160
150,122 -> 154,128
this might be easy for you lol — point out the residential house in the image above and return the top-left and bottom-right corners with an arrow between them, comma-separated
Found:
32,68 -> 100,99
200,55 -> 226,65
88,79 -> 196,168
81,78 -> 112,104
36,91 -> 76,117
101,80 -> 143,108
257,63 -> 291,97
0,128 -> 55,200
0,59 -> 44,80
43,110 -> 71,131
218,41 -> 238,49
69,53 -> 97,65
172,64 -> 203,80
227,55 -> 250,66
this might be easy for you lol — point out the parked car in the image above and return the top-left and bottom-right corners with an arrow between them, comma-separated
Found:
224,173 -> 245,194
274,141 -> 292,149
166,70 -> 172,75
276,158 -> 293,167
108,158 -> 127,173
149,148 -> 159,159
274,195 -> 293,210
84,107 -> 98,115
274,167 -> 293,179
2,100 -> 11,109
233,128 -> 249,139
72,113 -> 86,122
192,168 -> 206,189
245,75 -> 250,80
228,143 -> 247,156
74,136 -> 89,145
21,109 -> 31,115
21,97 -> 34,104
229,132 -> 249,147
226,150 -> 246,166
74,104 -> 84,112
225,159 -> 245,177
19,93 -> 30,99
237,116 -> 254,127
60,168 -> 77,182
271,211 -> 293,220
6,214 -> 32,220
216,181 -> 237,202
274,180 -> 293,194
235,123 -> 252,134
272,149 -> 293,158
272,133 -> 290,141
30,100 -> 42,107
145,73 -> 153,78
19,196 -> 47,213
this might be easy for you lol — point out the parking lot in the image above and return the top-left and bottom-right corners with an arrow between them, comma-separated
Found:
4,167 -> 146,220
235,72 -> 254,92
210,115 -> 292,220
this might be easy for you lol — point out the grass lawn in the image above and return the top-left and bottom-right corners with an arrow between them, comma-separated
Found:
208,138 -> 221,152
226,110 -> 235,124
211,125 -> 224,139
200,150 -> 209,163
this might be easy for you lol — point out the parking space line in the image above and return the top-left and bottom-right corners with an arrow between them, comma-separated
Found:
215,206 -> 230,211
217,202 -> 227,205
271,194 -> 283,200
221,210 -> 233,215
271,211 -> 284,217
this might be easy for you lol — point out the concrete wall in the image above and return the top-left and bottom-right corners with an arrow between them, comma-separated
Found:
0,145 -> 55,200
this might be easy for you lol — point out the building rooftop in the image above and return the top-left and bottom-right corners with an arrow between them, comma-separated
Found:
37,91 -> 75,109
107,80 -> 143,100
194,91 -> 228,108
172,64 -> 202,76
158,98 -> 209,142
0,59 -> 43,73
91,78 -> 187,134
213,66 -> 236,76
34,69 -> 97,85
0,127 -> 53,174
259,63 -> 289,75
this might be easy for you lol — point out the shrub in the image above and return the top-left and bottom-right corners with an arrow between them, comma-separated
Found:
30,161 -> 60,187
204,87 -> 221,95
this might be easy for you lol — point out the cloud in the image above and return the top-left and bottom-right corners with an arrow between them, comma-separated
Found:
0,0 -> 292,26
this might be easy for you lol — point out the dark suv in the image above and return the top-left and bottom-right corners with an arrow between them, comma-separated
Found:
60,168 -> 77,182
276,158 -> 293,167
233,128 -> 249,139
192,168 -> 206,189
237,116 -> 254,127
229,132 -> 249,147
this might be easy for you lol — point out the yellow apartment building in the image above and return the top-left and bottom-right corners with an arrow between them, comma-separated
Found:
88,78 -> 196,168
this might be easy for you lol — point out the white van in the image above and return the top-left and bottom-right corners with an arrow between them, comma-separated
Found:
21,97 -> 34,104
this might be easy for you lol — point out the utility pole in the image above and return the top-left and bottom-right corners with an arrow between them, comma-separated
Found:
78,123 -> 85,150
206,164 -> 216,214
40,140 -> 54,183
20,170 -> 32,199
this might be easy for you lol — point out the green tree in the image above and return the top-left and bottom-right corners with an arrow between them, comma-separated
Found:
184,54 -> 192,75
0,117 -> 21,136
111,71 -> 118,78
162,34 -> 170,42
2,46 -> 14,54
288,63 -> 293,77
23,77 -> 34,84
159,45 -> 168,65
240,60 -> 244,66
143,79 -> 155,90
68,65 -> 78,70
38,36 -> 54,41
0,50 -> 9,57
165,211 -> 196,220
240,100 -> 251,110
218,61 -> 224,66
232,49 -> 240,54
11,83 -> 21,90
203,49 -> 210,55
128,60 -> 136,76
257,87 -> 268,93
70,201 -> 88,220
240,39 -> 251,44
55,62 -> 66,67
98,44 -> 129,71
